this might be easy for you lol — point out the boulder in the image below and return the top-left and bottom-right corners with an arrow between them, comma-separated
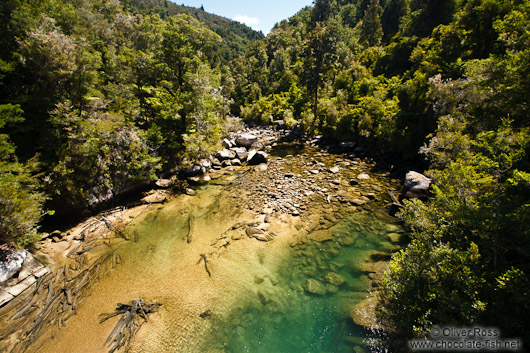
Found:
324,272 -> 346,286
216,149 -> 237,161
404,171 -> 431,198
310,229 -> 333,242
155,178 -> 175,188
350,294 -> 382,330
273,120 -> 286,129
199,159 -> 211,169
0,249 -> 26,283
181,165 -> 205,178
304,279 -> 327,295
247,151 -> 268,165
249,142 -> 264,151
235,134 -> 258,149
230,147 -> 249,161
222,138 -> 233,149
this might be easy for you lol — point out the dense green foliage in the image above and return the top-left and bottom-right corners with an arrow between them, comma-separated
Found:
0,0 -> 259,246
227,0 -> 530,347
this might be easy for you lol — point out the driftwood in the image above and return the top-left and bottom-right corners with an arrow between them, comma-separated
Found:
99,299 -> 162,353
186,214 -> 194,243
197,254 -> 211,277
100,217 -> 128,240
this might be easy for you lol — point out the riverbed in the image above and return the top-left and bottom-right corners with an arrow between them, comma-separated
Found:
32,140 -> 405,353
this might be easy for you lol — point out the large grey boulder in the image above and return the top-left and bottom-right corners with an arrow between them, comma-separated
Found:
215,149 -> 237,161
235,134 -> 258,149
230,147 -> 249,161
0,249 -> 26,283
404,171 -> 431,198
247,151 -> 268,165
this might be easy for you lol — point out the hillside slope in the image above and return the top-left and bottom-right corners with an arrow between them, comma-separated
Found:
122,0 -> 264,61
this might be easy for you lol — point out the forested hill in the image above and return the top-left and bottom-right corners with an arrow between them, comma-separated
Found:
122,0 -> 264,60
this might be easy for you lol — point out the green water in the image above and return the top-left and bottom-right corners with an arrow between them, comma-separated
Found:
205,212 -> 402,353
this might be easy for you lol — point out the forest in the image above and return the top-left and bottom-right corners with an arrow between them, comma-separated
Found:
1,0 -> 529,349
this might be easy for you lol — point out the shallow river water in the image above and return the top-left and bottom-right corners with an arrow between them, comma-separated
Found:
35,144 -> 405,353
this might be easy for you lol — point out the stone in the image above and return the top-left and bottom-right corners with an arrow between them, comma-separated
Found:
249,142 -> 264,151
304,279 -> 327,295
0,249 -> 26,282
387,232 -> 406,243
185,188 -> 196,196
324,272 -> 346,286
181,165 -> 205,177
404,171 -> 431,198
216,149 -> 237,161
231,147 -> 249,161
350,199 -> 366,206
248,151 -> 268,165
221,159 -> 232,168
222,138 -> 233,149
17,252 -> 43,281
329,166 -> 340,173
310,229 -> 333,242
255,164 -> 268,172
155,178 -> 175,188
357,173 -> 370,180
351,294 -> 382,330
231,158 -> 242,166
235,134 -> 258,149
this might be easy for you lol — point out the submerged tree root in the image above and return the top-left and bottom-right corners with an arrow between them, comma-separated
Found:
99,299 -> 161,353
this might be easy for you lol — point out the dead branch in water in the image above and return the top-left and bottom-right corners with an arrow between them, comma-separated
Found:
197,254 -> 211,277
99,299 -> 161,353
186,214 -> 194,243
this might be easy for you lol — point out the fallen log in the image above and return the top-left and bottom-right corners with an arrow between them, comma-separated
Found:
99,299 -> 161,353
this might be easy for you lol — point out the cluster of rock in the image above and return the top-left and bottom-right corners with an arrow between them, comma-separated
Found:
154,129 -> 281,192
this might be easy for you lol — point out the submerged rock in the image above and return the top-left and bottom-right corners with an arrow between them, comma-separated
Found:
304,278 -> 327,295
325,272 -> 346,286
357,173 -> 370,180
246,227 -> 276,241
351,294 -> 382,330
310,229 -> 333,242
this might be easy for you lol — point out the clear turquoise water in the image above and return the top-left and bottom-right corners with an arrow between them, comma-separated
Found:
207,212 -> 402,353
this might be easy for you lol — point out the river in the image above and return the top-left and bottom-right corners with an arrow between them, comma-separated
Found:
33,140 -> 406,353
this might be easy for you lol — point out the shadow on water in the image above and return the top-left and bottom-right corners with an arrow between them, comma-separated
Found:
269,143 -> 307,158
204,212 -> 403,353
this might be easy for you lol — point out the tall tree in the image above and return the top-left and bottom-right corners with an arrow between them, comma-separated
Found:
360,0 -> 384,47
301,21 -> 338,131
